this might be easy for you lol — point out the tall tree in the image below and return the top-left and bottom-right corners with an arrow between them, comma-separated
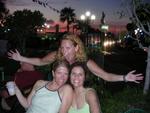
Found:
0,0 -> 7,19
120,0 -> 150,94
4,9 -> 46,53
60,7 -> 76,32
0,0 -> 9,39
120,0 -> 150,36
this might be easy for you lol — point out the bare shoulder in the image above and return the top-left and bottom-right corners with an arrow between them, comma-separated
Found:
35,80 -> 47,85
86,88 -> 97,100
87,88 -> 96,94
86,59 -> 94,63
33,80 -> 48,90
62,84 -> 73,90
86,59 -> 97,67
60,84 -> 73,93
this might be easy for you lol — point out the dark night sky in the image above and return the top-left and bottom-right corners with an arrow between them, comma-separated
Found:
5,0 -> 150,29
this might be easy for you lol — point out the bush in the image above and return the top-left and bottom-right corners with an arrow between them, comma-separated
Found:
98,86 -> 150,113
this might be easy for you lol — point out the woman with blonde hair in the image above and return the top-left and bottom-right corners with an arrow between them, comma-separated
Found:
57,34 -> 87,62
8,33 -> 143,83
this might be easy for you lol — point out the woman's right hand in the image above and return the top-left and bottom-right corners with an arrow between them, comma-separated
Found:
7,49 -> 22,61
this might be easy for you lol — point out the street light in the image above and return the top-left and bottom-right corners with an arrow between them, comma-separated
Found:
80,11 -> 96,33
80,11 -> 96,47
85,11 -> 91,17
80,11 -> 96,21
91,15 -> 96,20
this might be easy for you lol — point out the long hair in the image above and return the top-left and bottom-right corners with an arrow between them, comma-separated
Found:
57,33 -> 87,62
69,62 -> 89,87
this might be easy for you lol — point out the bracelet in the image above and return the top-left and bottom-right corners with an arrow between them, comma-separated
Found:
123,75 -> 127,82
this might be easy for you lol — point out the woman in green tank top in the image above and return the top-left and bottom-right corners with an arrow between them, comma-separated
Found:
68,62 -> 102,113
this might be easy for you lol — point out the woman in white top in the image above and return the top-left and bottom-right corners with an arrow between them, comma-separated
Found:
14,60 -> 73,113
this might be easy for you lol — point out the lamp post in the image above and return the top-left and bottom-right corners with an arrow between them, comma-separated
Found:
80,11 -> 96,47
80,11 -> 96,33
80,11 -> 96,20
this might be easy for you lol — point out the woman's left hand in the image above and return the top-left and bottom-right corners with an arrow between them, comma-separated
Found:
125,70 -> 143,83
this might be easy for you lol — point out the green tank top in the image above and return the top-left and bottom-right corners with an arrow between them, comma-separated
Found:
68,103 -> 90,113
68,88 -> 92,113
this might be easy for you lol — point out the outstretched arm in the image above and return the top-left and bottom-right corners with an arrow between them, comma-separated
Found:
87,59 -> 143,83
7,49 -> 57,66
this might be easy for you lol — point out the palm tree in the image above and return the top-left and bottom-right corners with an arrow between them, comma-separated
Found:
0,0 -> 9,40
0,0 -> 5,28
0,0 -> 6,19
60,7 -> 76,32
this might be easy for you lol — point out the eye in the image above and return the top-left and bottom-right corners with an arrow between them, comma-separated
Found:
66,47 -> 71,50
56,71 -> 61,75
64,73 -> 68,76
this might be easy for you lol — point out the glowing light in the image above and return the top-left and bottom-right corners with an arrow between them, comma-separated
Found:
91,15 -> 96,20
80,11 -> 96,21
101,25 -> 109,30
103,40 -> 115,47
85,11 -> 91,17
80,15 -> 86,20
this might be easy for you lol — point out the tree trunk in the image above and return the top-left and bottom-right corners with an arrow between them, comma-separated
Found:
143,46 -> 150,94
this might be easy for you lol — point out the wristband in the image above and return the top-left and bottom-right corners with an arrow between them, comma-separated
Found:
123,75 -> 127,82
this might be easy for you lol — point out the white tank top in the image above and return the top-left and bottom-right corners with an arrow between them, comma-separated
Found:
26,84 -> 62,113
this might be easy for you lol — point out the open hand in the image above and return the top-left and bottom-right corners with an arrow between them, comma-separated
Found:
125,70 -> 143,83
7,49 -> 21,61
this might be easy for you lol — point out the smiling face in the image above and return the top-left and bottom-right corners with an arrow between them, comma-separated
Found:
52,65 -> 69,86
60,39 -> 78,63
70,66 -> 85,88
57,34 -> 87,63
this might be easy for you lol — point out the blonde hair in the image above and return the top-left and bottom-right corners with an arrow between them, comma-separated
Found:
57,34 -> 87,62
